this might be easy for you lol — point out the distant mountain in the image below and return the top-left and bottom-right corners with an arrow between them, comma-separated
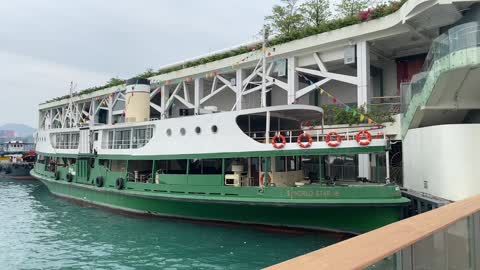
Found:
0,123 -> 36,138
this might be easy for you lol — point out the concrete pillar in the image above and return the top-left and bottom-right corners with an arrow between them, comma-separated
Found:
236,69 -> 243,110
194,78 -> 204,114
90,99 -> 96,127
288,57 -> 298,104
161,85 -> 169,119
357,41 -> 371,179
356,41 -> 371,108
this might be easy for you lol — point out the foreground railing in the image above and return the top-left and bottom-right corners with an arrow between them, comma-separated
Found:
265,194 -> 480,270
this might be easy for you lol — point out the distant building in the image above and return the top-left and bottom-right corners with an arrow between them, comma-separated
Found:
0,130 -> 16,139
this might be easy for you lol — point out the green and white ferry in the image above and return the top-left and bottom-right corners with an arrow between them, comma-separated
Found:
32,77 -> 408,234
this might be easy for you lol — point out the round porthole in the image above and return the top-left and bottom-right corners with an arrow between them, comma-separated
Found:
166,129 -> 172,136
180,128 -> 186,136
211,125 -> 218,133
195,127 -> 201,134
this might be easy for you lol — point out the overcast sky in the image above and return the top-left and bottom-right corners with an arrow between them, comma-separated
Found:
0,0 -> 277,127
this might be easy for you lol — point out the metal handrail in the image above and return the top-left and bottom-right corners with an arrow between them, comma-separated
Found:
247,126 -> 386,143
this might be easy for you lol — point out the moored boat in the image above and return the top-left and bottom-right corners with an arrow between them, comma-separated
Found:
0,141 -> 36,180
32,78 -> 408,234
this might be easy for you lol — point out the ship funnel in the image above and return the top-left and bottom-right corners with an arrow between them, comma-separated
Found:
125,78 -> 151,123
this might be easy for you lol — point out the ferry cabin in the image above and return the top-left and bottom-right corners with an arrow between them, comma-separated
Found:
34,105 -> 389,190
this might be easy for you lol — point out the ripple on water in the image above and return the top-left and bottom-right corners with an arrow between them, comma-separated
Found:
0,178 -> 340,269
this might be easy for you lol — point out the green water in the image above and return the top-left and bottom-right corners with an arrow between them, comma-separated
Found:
0,178 -> 342,269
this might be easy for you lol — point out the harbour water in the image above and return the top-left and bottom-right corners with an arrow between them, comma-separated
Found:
0,178 -> 342,269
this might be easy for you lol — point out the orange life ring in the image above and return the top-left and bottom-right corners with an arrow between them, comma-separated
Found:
356,130 -> 372,146
325,131 -> 342,147
260,173 -> 271,187
271,134 -> 286,149
297,132 -> 313,148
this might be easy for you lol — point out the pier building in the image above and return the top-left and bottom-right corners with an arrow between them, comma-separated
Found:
35,0 -> 480,208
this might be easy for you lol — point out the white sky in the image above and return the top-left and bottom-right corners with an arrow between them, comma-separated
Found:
0,0 -> 278,127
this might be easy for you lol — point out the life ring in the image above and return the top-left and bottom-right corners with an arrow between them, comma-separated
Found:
271,134 -> 286,149
297,132 -> 313,148
356,130 -> 372,146
115,178 -> 125,190
260,173 -> 271,187
325,132 -> 342,147
95,176 -> 104,187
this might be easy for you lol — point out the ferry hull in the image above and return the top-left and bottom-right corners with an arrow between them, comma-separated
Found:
33,172 -> 406,234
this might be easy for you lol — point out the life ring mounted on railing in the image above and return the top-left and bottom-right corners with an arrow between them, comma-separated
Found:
271,133 -> 286,149
260,172 -> 272,187
297,132 -> 313,148
356,130 -> 372,146
325,131 -> 342,147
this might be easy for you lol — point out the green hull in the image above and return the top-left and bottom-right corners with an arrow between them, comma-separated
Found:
32,171 -> 408,234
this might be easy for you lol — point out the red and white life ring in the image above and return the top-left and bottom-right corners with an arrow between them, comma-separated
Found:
325,131 -> 342,147
271,134 -> 286,149
356,130 -> 372,146
297,132 -> 313,148
260,173 -> 272,187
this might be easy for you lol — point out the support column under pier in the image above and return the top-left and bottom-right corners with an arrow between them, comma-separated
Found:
357,41 -> 372,180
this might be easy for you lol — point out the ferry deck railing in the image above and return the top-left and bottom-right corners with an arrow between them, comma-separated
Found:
265,194 -> 480,270
246,125 -> 386,144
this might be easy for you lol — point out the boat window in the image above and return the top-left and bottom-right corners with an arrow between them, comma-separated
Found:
132,126 -> 153,149
102,125 -> 154,149
114,130 -> 131,149
275,156 -> 286,172
180,128 -> 186,136
94,132 -> 99,141
155,160 -> 188,174
287,156 -> 297,171
56,157 -> 65,167
195,127 -> 201,134
127,160 -> 153,182
99,159 -> 110,169
189,159 -> 222,175
66,158 -> 76,166
166,129 -> 172,136
211,125 -> 218,133
111,160 -> 127,172
51,132 -> 80,149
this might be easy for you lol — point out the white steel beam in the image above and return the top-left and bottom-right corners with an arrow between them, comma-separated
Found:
296,78 -> 331,99
296,67 -> 358,86
194,78 -> 204,114
150,102 -> 162,114
216,75 -> 236,93
161,85 -> 168,119
287,56 -> 298,104
174,95 -> 195,109
236,69 -> 243,110
201,85 -> 228,104
165,83 -> 182,110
